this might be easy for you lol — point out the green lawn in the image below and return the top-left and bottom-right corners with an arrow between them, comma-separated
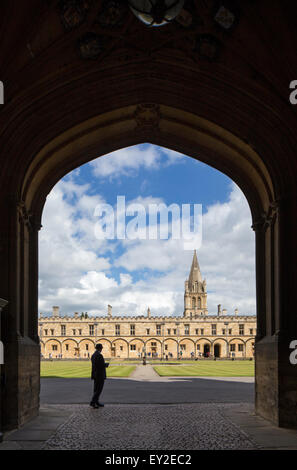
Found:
41,361 -> 136,378
153,360 -> 255,377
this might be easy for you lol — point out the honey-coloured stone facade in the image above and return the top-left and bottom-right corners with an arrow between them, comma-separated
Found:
39,251 -> 256,359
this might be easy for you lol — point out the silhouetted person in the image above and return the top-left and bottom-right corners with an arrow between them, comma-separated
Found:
90,343 -> 108,409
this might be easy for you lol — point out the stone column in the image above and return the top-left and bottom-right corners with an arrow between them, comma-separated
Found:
0,198 -> 40,430
210,342 -> 214,357
0,298 -> 8,441
254,196 -> 297,428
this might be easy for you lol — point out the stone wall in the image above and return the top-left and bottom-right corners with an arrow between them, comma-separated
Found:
39,315 -> 256,359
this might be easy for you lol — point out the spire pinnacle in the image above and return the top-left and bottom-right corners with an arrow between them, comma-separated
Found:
188,250 -> 202,284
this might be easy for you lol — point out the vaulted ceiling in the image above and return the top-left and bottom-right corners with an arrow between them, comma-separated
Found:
0,0 -> 297,202
1,0 -> 296,107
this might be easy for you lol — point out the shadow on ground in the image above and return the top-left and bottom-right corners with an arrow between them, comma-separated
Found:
40,377 -> 254,404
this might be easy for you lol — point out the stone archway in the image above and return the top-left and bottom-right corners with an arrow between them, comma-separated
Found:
145,338 -> 162,358
1,1 -> 297,432
229,339 -> 246,359
213,339 -> 228,358
1,101 -> 296,431
128,338 -> 145,359
164,339 -> 178,359
179,338 -> 195,359
214,344 -> 221,358
62,339 -> 79,359
44,339 -> 62,359
112,339 -> 129,359
78,339 -> 96,359
203,343 -> 211,357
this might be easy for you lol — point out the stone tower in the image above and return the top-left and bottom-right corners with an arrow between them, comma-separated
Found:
184,250 -> 208,318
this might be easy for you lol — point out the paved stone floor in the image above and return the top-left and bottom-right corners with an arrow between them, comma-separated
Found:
1,368 -> 297,450
42,403 -> 259,450
2,402 -> 297,450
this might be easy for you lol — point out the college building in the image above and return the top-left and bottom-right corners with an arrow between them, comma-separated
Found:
39,251 -> 256,360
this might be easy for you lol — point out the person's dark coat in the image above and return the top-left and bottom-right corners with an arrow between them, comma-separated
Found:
91,350 -> 107,380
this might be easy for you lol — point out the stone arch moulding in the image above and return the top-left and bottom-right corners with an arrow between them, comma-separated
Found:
78,338 -> 96,346
62,338 -> 79,345
21,103 -> 274,226
229,338 -> 246,343
145,338 -> 162,345
196,338 -> 212,344
164,338 -> 178,344
112,338 -> 129,345
4,102 -> 296,430
179,338 -> 195,345
97,338 -> 112,345
128,338 -> 145,344
212,338 -> 228,344
20,103 -> 275,348
44,339 -> 62,346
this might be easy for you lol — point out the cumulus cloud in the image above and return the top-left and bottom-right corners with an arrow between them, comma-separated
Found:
91,145 -> 184,180
39,151 -> 255,318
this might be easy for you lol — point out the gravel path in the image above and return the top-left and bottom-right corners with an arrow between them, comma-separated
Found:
129,364 -> 163,381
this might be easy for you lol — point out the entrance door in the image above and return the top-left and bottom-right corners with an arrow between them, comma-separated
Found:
203,344 -> 210,357
214,344 -> 221,358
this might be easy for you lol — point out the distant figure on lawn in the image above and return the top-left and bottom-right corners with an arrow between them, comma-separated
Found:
90,343 -> 109,409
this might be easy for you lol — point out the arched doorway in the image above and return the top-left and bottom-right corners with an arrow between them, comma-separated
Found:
214,344 -> 221,358
1,73 -> 296,431
203,344 -> 210,357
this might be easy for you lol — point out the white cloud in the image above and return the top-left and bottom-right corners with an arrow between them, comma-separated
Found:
39,151 -> 255,318
91,145 -> 184,180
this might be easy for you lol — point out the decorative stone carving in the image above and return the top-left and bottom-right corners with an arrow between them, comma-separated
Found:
96,1 -> 128,28
195,34 -> 221,61
59,0 -> 91,31
134,103 -> 161,130
78,32 -> 105,59
175,0 -> 202,29
252,200 -> 280,232
17,201 -> 41,231
214,5 -> 238,31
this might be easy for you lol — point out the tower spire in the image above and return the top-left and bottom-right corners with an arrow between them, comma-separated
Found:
188,250 -> 202,284
184,250 -> 207,318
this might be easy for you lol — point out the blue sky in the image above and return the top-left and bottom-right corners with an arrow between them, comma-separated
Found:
39,144 -> 256,317
75,144 -> 231,209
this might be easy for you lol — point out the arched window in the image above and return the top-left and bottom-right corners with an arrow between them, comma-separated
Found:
198,297 -> 201,308
192,297 -> 196,308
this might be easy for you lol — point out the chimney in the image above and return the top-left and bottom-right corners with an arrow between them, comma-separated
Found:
147,307 -> 151,318
52,306 -> 60,317
108,304 -> 112,317
74,312 -> 79,319
39,312 -> 43,319
222,308 -> 227,315
217,304 -> 221,315
235,308 -> 239,316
